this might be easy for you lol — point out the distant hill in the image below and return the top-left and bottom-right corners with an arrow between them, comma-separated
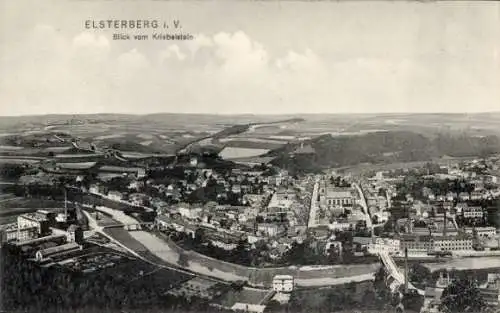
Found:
266,131 -> 500,173
433,133 -> 500,157
104,141 -> 165,154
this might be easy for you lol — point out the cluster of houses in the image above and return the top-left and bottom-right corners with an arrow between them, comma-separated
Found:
152,176 -> 315,261
154,188 -> 308,257
361,158 -> 500,258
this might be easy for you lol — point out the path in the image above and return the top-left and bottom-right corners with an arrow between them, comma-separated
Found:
352,182 -> 372,229
307,177 -> 320,228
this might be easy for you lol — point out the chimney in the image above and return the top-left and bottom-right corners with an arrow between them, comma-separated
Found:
64,188 -> 68,222
443,207 -> 447,237
404,247 -> 409,294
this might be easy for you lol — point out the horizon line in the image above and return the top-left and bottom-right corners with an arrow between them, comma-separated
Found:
1,110 -> 500,118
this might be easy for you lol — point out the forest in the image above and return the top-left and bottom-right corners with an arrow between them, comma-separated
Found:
267,131 -> 500,173
0,245 -> 229,313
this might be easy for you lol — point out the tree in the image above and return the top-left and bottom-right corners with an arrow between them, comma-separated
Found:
439,278 -> 486,313
409,263 -> 431,285
177,252 -> 189,267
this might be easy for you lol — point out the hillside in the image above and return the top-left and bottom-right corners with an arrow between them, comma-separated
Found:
267,131 -> 500,173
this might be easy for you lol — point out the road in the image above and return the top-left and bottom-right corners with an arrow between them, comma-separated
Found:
307,177 -> 320,228
352,182 -> 373,230
386,190 -> 392,209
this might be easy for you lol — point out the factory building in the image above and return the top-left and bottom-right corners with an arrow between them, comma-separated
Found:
35,242 -> 82,262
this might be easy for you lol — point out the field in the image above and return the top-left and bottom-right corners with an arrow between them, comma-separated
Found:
2,113 -> 500,168
0,198 -> 72,214
213,287 -> 270,307
290,281 -> 384,313
127,267 -> 191,292
219,147 -> 270,159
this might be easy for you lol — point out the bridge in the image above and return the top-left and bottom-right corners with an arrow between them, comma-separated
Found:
378,251 -> 424,295
81,209 -> 248,288
82,204 -> 156,231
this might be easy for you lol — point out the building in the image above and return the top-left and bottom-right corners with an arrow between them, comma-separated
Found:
257,223 -> 284,237
88,184 -> 103,194
272,275 -> 294,292
155,214 -> 197,238
208,232 -> 245,250
446,192 -> 457,201
17,213 -> 49,235
99,165 -> 146,179
480,273 -> 500,308
128,193 -> 150,206
35,242 -> 82,262
368,237 -> 401,255
321,187 -> 356,207
465,227 -> 497,238
0,223 -> 38,243
458,192 -> 470,201
460,206 -> 484,219
13,234 -> 66,248
328,220 -> 353,231
470,191 -> 484,201
178,206 -> 202,220
399,235 -> 433,253
107,191 -> 124,201
421,287 -> 444,313
67,225 -> 84,243
421,272 -> 451,313
432,236 -> 473,252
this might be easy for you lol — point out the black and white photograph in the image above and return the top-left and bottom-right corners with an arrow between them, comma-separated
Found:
1,1 -> 500,312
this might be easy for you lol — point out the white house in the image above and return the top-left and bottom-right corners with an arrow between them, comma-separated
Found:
272,275 -> 294,292
107,191 -> 123,201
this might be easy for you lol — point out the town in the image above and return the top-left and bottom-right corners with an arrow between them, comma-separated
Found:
2,117 -> 500,313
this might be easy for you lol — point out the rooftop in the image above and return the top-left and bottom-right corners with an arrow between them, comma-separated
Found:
20,212 -> 48,222
325,187 -> 354,198
273,275 -> 294,280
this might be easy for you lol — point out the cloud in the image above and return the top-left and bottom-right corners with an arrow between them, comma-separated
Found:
72,32 -> 110,51
117,48 -> 150,69
276,49 -> 322,73
1,23 -> 499,115
159,45 -> 186,62
212,31 -> 269,77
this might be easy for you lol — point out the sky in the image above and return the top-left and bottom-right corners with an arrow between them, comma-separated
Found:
0,0 -> 499,116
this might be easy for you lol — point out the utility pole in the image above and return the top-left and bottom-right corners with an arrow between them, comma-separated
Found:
404,247 -> 409,294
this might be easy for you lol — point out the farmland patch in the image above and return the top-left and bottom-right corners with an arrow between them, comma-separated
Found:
219,147 -> 270,159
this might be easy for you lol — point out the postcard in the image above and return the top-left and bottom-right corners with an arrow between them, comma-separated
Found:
1,1 -> 499,313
